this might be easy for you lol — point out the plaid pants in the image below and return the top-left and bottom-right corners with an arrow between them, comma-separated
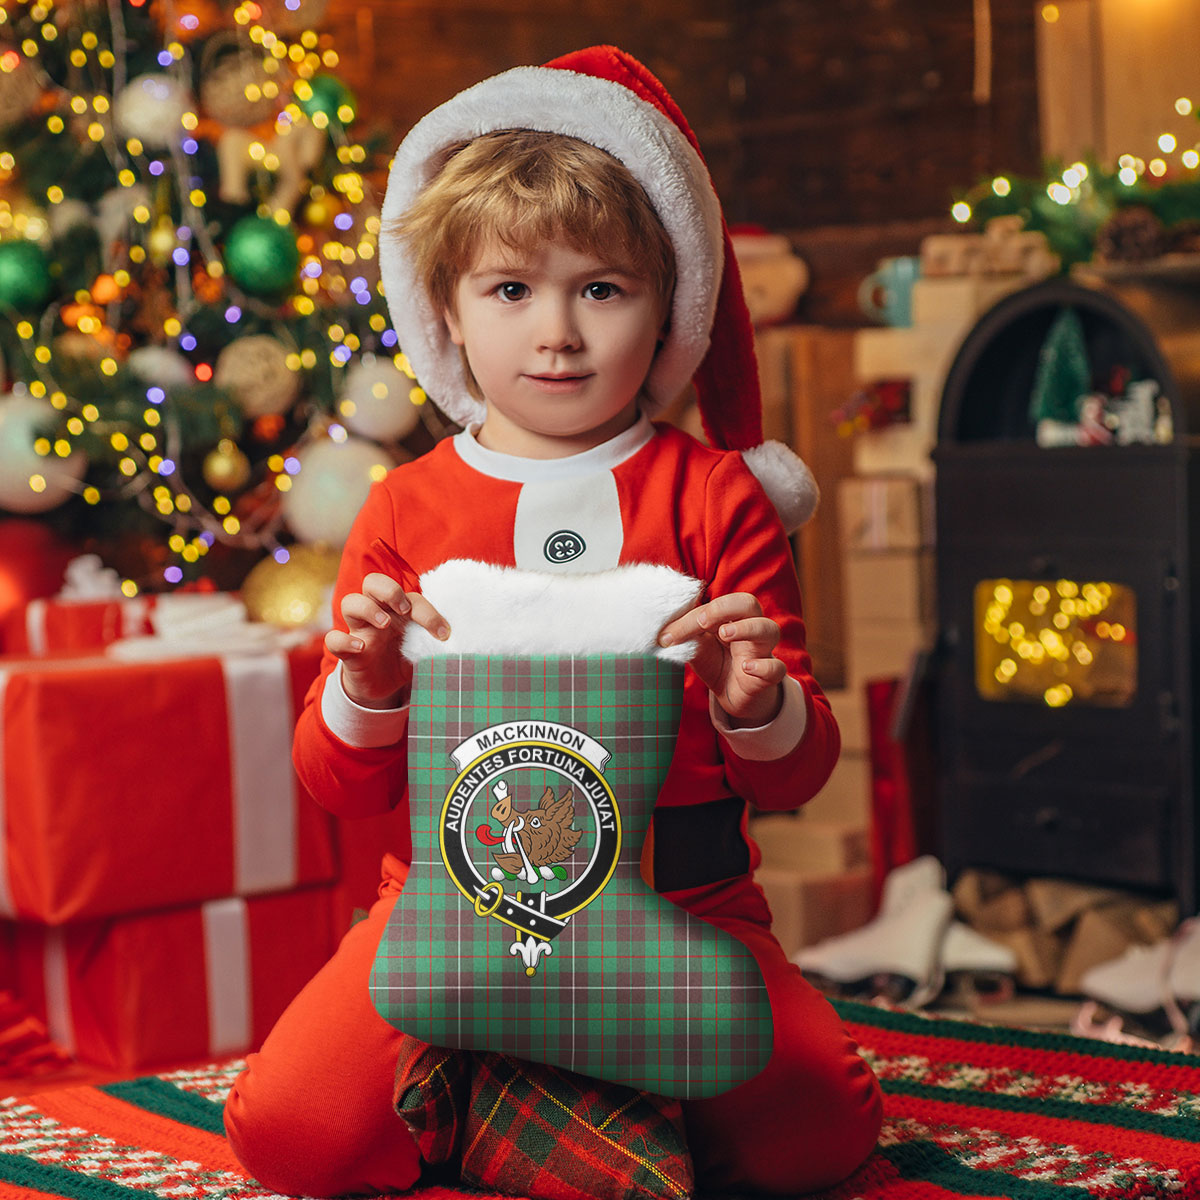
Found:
395,1036 -> 694,1200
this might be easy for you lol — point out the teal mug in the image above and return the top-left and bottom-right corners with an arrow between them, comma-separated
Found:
858,255 -> 922,327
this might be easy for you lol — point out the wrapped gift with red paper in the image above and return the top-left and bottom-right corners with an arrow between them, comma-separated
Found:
0,640 -> 338,923
4,596 -> 155,654
2,556 -> 162,654
12,886 -> 338,1070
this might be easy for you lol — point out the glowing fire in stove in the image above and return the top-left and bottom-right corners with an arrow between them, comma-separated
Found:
975,578 -> 1137,707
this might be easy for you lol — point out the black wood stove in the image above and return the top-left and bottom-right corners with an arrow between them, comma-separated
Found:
934,276 -> 1200,913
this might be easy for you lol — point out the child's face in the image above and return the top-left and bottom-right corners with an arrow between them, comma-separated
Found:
443,238 -> 663,457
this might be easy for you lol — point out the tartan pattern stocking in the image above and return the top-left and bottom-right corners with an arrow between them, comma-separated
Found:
370,654 -> 773,1098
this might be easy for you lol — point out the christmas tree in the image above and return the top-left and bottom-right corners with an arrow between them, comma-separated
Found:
0,0 -> 440,595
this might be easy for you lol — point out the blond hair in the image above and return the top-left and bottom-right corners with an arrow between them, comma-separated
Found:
391,129 -> 676,325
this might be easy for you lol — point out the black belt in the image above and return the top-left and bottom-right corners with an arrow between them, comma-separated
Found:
650,796 -> 750,892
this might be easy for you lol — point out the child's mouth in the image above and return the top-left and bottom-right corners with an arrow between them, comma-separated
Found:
525,373 -> 592,393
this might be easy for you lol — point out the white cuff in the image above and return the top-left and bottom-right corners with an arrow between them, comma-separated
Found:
710,675 -> 808,762
320,661 -> 410,748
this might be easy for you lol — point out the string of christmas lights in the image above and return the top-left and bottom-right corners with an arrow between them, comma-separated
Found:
950,85 -> 1200,268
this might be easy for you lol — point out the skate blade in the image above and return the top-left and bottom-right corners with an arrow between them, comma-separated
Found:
945,970 -> 1016,1007
1071,1000 -> 1173,1048
800,969 -> 931,1006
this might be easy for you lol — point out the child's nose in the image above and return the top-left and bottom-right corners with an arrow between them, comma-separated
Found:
536,298 -> 581,352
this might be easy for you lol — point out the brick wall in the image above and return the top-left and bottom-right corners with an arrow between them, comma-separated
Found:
328,0 -> 1041,236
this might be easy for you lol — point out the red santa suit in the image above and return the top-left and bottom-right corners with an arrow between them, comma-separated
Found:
224,43 -> 881,1200
225,418 -> 882,1195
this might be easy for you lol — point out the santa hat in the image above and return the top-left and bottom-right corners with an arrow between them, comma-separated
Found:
379,45 -> 818,530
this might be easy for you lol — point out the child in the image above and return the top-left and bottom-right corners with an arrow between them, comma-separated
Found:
224,46 -> 882,1197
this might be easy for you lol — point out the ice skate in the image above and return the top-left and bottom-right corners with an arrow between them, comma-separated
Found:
1077,917 -> 1200,1048
940,921 -> 1017,1005
793,856 -> 954,1008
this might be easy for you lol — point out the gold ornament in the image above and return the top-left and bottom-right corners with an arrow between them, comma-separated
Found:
148,217 -> 178,267
303,196 -> 332,228
214,334 -> 302,418
202,438 -> 252,491
241,543 -> 340,628
200,41 -> 278,127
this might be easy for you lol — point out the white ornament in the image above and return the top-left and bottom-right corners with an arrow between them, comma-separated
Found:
281,434 -> 393,545
338,354 -> 421,442
0,389 -> 86,514
214,334 -> 301,418
96,184 -> 152,270
127,345 -> 195,388
216,118 -> 325,211
200,50 -> 277,127
113,74 -> 192,148
48,199 -> 94,240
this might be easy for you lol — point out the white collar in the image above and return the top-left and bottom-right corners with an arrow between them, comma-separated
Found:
451,411 -> 654,483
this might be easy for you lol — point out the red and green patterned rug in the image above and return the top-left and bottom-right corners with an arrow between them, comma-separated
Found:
1,998 -> 1199,1200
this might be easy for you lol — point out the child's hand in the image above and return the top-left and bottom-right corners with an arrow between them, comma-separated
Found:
324,573 -> 449,709
658,592 -> 786,727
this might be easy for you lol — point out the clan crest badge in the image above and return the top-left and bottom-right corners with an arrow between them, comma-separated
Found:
439,720 -> 622,976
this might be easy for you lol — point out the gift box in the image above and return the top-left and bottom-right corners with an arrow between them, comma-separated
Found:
0,641 -> 337,923
12,886 -> 338,1070
754,865 -> 875,959
843,548 -> 935,626
837,475 -> 932,553
3,596 -> 156,655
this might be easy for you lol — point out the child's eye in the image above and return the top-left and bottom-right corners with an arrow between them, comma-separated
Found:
585,282 -> 619,301
497,282 -> 528,301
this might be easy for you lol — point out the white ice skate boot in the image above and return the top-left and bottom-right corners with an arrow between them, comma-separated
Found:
1077,918 -> 1200,1046
941,920 -> 1018,1004
1078,940 -> 1172,1017
793,856 -> 954,1007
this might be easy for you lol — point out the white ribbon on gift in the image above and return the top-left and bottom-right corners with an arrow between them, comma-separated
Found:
202,896 -> 253,1055
40,896 -> 253,1058
42,927 -> 74,1054
221,653 -> 299,896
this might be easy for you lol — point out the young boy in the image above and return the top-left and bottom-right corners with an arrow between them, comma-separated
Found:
224,46 -> 882,1197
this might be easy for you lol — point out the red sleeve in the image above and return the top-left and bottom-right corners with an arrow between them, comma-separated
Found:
291,480 -> 411,837
702,452 -> 840,811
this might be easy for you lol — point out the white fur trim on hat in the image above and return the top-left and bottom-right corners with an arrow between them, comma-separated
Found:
741,441 -> 819,533
401,560 -> 702,662
379,65 -> 725,429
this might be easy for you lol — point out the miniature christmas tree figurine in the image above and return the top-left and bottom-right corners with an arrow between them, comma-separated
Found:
1030,307 -> 1096,445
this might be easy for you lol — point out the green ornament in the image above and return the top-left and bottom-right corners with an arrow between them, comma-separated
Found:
296,74 -> 356,127
224,215 -> 301,296
0,241 -> 53,310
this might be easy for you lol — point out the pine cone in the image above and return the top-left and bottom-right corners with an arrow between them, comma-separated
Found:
1095,206 -> 1167,263
1166,220 -> 1200,255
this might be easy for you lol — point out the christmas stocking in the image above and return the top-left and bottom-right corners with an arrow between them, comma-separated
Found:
370,561 -> 773,1099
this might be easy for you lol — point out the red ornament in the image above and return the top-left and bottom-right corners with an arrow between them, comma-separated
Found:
252,413 -> 287,442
